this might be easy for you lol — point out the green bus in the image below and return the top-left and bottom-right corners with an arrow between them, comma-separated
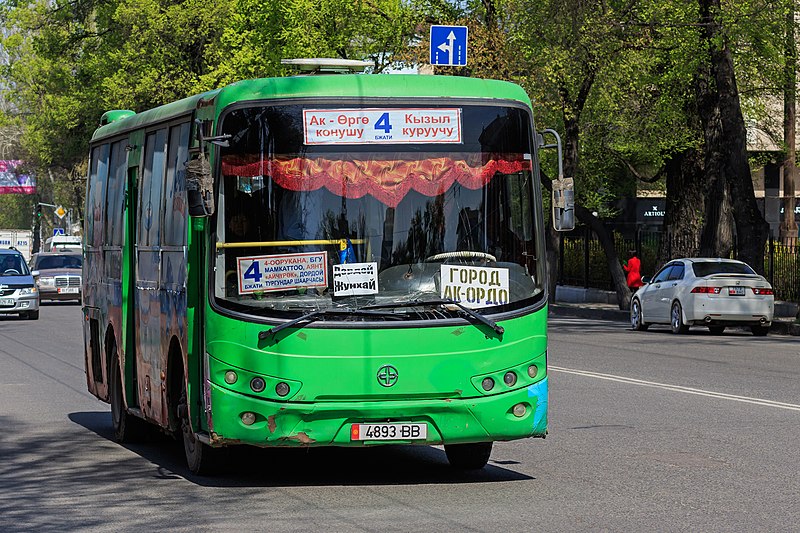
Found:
82,60 -> 573,474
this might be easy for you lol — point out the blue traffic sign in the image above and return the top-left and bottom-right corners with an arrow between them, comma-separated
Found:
53,228 -> 65,236
429,25 -> 468,67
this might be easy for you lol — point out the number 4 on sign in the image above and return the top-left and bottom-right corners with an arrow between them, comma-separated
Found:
374,113 -> 392,134
243,261 -> 262,283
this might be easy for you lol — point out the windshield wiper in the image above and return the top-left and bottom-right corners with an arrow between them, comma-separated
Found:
360,298 -> 504,336
259,308 -> 404,340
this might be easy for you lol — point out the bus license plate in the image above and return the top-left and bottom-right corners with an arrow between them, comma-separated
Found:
351,423 -> 427,441
58,288 -> 79,294
728,287 -> 745,296
0,298 -> 13,306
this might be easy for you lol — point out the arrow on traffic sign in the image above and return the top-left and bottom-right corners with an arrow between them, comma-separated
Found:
437,31 -> 456,66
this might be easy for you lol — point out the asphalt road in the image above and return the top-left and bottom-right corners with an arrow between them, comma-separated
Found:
1,305 -> 799,532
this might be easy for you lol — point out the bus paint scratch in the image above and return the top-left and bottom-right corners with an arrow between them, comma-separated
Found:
267,415 -> 277,433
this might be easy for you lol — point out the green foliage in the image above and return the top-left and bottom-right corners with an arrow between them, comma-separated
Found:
0,0 -> 797,246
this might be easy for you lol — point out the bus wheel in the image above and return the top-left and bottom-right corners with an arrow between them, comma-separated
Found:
178,378 -> 221,475
444,442 -> 493,470
109,353 -> 145,442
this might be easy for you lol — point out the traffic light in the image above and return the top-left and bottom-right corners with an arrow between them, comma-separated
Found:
36,204 -> 42,218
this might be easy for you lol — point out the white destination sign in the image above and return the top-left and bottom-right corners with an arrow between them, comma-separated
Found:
237,251 -> 328,294
440,264 -> 510,309
303,108 -> 462,145
333,262 -> 379,296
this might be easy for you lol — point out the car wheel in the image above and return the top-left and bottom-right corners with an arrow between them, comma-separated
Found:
444,442 -> 493,470
630,299 -> 649,331
708,326 -> 725,335
670,301 -> 689,334
750,325 -> 769,337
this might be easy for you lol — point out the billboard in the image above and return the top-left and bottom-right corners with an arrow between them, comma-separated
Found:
0,160 -> 35,194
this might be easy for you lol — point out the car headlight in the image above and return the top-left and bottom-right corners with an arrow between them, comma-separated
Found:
20,287 -> 37,295
37,277 -> 55,287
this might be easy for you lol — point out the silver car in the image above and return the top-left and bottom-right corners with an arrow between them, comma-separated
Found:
630,258 -> 774,336
0,248 -> 40,320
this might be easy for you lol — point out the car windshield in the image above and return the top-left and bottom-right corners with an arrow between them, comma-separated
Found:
35,255 -> 82,270
692,261 -> 756,277
0,254 -> 30,276
212,102 -> 545,321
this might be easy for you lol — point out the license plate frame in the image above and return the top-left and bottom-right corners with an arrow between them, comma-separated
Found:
57,287 -> 79,294
728,287 -> 746,296
351,423 -> 427,441
0,298 -> 14,306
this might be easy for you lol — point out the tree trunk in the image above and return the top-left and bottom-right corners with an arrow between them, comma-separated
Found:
574,204 -> 630,310
660,149 -> 705,263
695,0 -> 769,271
781,1 -> 798,244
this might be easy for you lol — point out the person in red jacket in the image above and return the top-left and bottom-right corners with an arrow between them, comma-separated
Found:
623,250 -> 643,293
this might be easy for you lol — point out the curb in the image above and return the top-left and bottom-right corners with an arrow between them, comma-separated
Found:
549,303 -> 799,336
549,304 -> 628,323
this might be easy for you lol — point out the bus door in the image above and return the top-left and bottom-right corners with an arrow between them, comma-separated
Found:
135,128 -> 169,425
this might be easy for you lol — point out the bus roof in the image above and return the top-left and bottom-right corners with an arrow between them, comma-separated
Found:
91,74 -> 532,142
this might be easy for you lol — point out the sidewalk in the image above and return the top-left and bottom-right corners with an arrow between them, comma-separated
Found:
550,285 -> 800,336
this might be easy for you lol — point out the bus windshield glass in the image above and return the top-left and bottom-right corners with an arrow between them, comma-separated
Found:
213,103 -> 544,320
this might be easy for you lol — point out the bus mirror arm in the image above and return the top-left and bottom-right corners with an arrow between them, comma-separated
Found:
538,129 -> 575,232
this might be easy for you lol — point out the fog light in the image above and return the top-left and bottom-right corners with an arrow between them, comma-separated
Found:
527,364 -> 538,378
512,403 -> 527,417
481,377 -> 495,391
241,412 -> 256,425
250,377 -> 266,392
224,371 -> 238,385
21,301 -> 30,308
275,382 -> 290,397
503,371 -> 517,387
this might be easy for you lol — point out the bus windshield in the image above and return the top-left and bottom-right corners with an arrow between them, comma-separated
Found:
213,103 -> 544,320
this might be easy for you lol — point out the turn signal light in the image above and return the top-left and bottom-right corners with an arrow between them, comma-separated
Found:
691,286 -> 721,294
752,288 -> 773,295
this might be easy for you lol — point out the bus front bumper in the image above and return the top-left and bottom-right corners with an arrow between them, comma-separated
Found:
204,377 -> 548,447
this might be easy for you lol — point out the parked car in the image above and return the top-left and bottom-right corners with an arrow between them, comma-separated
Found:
29,252 -> 82,303
0,248 -> 39,319
630,258 -> 774,336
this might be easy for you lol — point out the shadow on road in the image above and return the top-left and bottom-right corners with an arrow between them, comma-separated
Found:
65,411 -> 532,488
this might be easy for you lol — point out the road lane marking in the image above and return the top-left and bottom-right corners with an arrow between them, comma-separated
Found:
550,366 -> 800,412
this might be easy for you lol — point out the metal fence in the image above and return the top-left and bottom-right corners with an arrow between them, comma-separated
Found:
558,230 -> 799,303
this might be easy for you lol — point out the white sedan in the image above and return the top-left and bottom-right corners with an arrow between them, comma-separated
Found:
630,258 -> 774,336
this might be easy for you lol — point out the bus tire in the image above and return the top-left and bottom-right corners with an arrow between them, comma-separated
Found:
178,375 -> 222,475
444,442 -> 493,470
109,351 -> 146,443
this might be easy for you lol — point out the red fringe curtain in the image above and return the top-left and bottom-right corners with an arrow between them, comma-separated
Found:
222,155 -> 530,208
